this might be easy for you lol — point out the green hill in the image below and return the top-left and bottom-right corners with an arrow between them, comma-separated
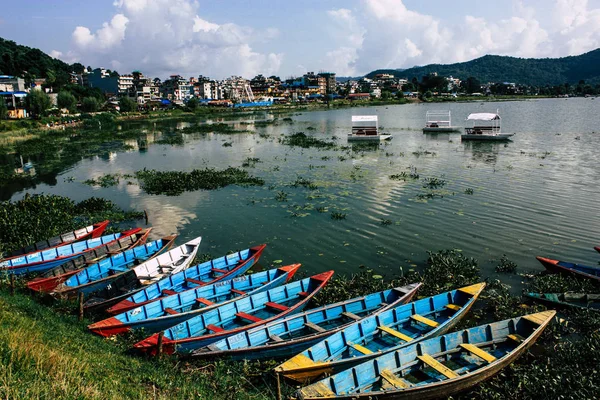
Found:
366,49 -> 600,86
0,37 -> 83,88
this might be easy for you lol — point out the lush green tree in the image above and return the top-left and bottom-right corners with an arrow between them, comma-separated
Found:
25,90 -> 52,118
118,97 -> 136,112
186,97 -> 199,111
463,76 -> 481,93
396,91 -> 405,99
71,63 -> 85,74
57,91 -> 77,112
381,90 -> 392,100
81,97 -> 100,112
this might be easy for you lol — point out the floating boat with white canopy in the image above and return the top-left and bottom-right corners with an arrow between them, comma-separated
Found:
423,110 -> 460,133
348,116 -> 392,141
461,111 -> 514,141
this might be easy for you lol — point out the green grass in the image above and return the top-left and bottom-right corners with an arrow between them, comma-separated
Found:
0,287 -> 278,400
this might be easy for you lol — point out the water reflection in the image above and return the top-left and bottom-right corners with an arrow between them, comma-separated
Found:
463,141 -> 506,165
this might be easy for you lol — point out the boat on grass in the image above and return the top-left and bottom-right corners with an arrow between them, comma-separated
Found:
276,283 -> 485,383
26,228 -> 151,293
2,220 -> 109,259
461,112 -> 514,141
133,271 -> 334,355
296,310 -> 555,399
536,256 -> 600,283
106,244 -> 266,314
0,231 -> 128,275
423,110 -> 460,133
191,283 -> 422,361
89,264 -> 300,337
348,116 -> 392,141
525,292 -> 600,312
80,236 -> 202,312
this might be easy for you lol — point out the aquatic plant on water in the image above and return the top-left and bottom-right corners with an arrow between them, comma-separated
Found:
279,132 -> 337,149
135,167 -> 264,196
330,212 -> 347,220
495,255 -> 518,273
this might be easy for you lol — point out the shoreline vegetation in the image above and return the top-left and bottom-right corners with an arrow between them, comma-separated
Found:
0,93 -> 552,139
0,195 -> 599,399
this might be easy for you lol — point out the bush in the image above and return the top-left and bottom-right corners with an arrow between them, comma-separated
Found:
26,90 -> 52,118
81,97 -> 100,112
118,97 -> 137,113
57,91 -> 77,112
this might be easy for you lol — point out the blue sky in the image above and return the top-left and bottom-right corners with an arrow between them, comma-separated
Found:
1,0 -> 600,79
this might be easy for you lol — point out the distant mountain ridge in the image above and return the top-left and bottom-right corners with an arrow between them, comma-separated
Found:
365,50 -> 600,86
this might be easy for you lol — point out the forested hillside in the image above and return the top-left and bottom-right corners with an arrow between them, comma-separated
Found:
366,49 -> 600,86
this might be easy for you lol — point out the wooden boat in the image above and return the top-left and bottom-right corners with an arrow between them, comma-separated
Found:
133,271 -> 334,355
348,116 -> 392,141
89,264 -> 301,337
2,220 -> 109,259
524,292 -> 600,312
423,110 -> 460,133
106,244 -> 267,315
276,283 -> 485,383
536,256 -> 600,283
80,236 -> 201,312
26,228 -> 150,293
461,112 -> 514,141
52,235 -> 195,299
191,283 -> 422,361
296,310 -> 555,399
594,246 -> 600,254
0,231 -> 128,275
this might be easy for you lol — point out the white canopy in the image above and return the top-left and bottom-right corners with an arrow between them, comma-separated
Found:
467,113 -> 500,121
352,115 -> 378,122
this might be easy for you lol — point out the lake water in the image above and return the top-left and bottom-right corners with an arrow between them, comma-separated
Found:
6,98 -> 600,288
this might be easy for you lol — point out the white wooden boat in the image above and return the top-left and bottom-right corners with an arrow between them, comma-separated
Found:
461,112 -> 514,141
348,115 -> 392,141
423,110 -> 460,133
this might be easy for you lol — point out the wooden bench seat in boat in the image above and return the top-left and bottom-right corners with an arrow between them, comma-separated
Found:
235,312 -> 263,323
378,325 -> 413,342
411,314 -> 439,327
230,288 -> 247,296
265,301 -> 289,312
195,297 -> 214,306
185,277 -> 205,286
162,289 -> 177,296
164,308 -> 178,315
418,354 -> 458,379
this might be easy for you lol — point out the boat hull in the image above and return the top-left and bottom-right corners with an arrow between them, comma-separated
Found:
423,127 -> 460,133
297,311 -> 555,400
106,244 -> 266,314
4,220 -> 109,258
26,228 -> 150,293
277,283 -> 485,383
536,256 -> 600,283
88,264 -> 301,337
461,133 -> 514,141
134,271 -> 334,355
347,134 -> 392,141
192,284 -> 422,361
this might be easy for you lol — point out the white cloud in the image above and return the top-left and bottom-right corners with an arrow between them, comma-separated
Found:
62,0 -> 281,79
323,0 -> 600,75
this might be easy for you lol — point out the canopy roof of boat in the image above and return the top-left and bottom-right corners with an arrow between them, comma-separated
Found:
352,115 -> 378,122
467,112 -> 500,121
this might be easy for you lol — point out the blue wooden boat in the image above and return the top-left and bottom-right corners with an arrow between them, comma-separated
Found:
276,283 -> 485,383
133,271 -> 334,355
525,292 -> 600,312
0,231 -> 127,275
537,256 -> 600,283
26,228 -> 150,293
191,283 -> 422,361
106,244 -> 267,314
89,264 -> 300,336
51,235 -> 196,298
80,236 -> 202,312
296,310 -> 555,399
3,220 -> 109,259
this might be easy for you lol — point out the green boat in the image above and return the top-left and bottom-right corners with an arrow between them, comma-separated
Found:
524,292 -> 600,312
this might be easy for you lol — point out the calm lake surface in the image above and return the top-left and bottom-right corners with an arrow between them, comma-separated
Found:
7,98 -> 600,289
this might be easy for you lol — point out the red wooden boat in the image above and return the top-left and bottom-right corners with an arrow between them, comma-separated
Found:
537,256 -> 600,283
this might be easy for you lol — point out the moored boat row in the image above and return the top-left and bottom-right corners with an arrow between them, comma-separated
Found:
8,222 -> 597,398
